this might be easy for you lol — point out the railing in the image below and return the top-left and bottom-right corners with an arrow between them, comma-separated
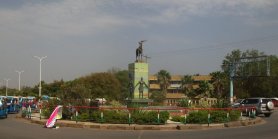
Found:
24,105 -> 257,125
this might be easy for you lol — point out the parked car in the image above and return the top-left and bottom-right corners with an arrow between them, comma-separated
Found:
0,99 -> 8,118
95,98 -> 106,105
232,99 -> 244,108
240,98 -> 274,117
6,97 -> 20,114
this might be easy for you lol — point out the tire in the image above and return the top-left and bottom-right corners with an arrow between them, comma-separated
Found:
264,113 -> 271,117
266,101 -> 274,110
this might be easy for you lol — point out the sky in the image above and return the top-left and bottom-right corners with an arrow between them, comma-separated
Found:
0,0 -> 278,88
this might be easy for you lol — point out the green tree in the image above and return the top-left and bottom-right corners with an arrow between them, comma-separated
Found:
210,71 -> 228,98
221,49 -> 277,98
181,75 -> 194,96
150,91 -> 165,105
82,72 -> 121,101
114,70 -> 129,102
195,81 -> 214,98
157,70 -> 171,93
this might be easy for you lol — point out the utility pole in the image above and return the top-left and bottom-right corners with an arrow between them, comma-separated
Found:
4,79 -> 10,96
228,55 -> 270,104
34,56 -> 47,97
15,70 -> 24,91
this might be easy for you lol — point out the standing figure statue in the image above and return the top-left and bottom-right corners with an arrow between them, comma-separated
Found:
128,73 -> 134,99
135,77 -> 149,99
136,40 -> 146,61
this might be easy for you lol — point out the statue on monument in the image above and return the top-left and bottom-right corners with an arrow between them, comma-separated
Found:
136,40 -> 146,62
128,73 -> 134,99
135,77 -> 149,99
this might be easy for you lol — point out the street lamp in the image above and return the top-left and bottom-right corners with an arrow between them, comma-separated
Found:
34,56 -> 47,97
4,79 -> 10,96
15,70 -> 24,91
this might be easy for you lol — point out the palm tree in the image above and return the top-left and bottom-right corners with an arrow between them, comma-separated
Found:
196,81 -> 214,98
157,70 -> 171,94
181,75 -> 194,96
210,71 -> 227,98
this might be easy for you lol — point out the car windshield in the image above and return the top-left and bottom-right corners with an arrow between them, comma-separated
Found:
243,99 -> 259,104
262,99 -> 270,103
235,99 -> 243,103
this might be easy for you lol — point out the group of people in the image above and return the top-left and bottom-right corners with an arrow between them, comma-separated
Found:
21,99 -> 37,110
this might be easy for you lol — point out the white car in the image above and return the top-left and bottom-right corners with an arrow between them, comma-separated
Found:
95,98 -> 106,104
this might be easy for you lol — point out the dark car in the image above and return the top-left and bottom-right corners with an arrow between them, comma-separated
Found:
240,98 -> 274,117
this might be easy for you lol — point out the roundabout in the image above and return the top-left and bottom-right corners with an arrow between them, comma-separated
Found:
0,110 -> 276,139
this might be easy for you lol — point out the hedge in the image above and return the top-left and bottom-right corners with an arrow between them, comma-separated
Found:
72,110 -> 170,125
172,110 -> 241,124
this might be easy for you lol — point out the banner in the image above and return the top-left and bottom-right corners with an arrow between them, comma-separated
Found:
45,105 -> 63,128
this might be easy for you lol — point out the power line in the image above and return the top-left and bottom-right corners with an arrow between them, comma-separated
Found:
146,34 -> 278,57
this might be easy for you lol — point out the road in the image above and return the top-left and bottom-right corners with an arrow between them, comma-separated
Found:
0,111 -> 277,139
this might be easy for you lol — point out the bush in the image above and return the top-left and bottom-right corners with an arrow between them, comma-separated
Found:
178,98 -> 191,107
229,110 -> 241,121
187,111 -> 209,124
212,99 -> 230,108
171,110 -> 241,124
81,110 -> 169,125
210,111 -> 228,123
172,115 -> 185,123
41,99 -> 61,118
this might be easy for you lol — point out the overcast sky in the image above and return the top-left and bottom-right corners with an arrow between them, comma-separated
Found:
1,0 -> 278,88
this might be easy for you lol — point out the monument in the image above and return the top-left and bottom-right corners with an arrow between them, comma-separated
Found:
127,40 -> 153,107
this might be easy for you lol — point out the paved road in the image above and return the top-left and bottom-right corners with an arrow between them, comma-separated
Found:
0,111 -> 277,139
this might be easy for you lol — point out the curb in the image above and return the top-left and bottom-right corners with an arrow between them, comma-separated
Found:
224,117 -> 262,127
22,116 -> 263,130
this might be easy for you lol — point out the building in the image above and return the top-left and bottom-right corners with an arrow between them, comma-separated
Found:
149,75 -> 212,106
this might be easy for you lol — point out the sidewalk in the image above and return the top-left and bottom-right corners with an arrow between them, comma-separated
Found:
20,113 -> 264,130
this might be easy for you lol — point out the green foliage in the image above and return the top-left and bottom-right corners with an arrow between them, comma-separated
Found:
181,75 -> 194,96
172,110 -> 241,124
187,111 -> 209,124
210,71 -> 228,98
210,111 -> 227,123
229,110 -> 241,121
114,70 -> 129,102
82,72 -> 121,101
212,99 -> 230,108
41,99 -> 61,118
198,99 -> 210,108
195,81 -> 214,98
76,110 -> 169,125
178,98 -> 191,107
132,111 -> 169,125
150,91 -> 165,105
221,49 -> 278,98
157,70 -> 171,93
171,115 -> 185,123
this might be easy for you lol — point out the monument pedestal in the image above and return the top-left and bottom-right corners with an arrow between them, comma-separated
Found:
126,40 -> 153,107
126,98 -> 153,108
127,62 -> 153,107
128,62 -> 149,99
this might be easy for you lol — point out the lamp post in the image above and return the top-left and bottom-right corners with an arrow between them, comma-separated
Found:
15,70 -> 24,91
4,79 -> 10,96
34,56 -> 47,97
